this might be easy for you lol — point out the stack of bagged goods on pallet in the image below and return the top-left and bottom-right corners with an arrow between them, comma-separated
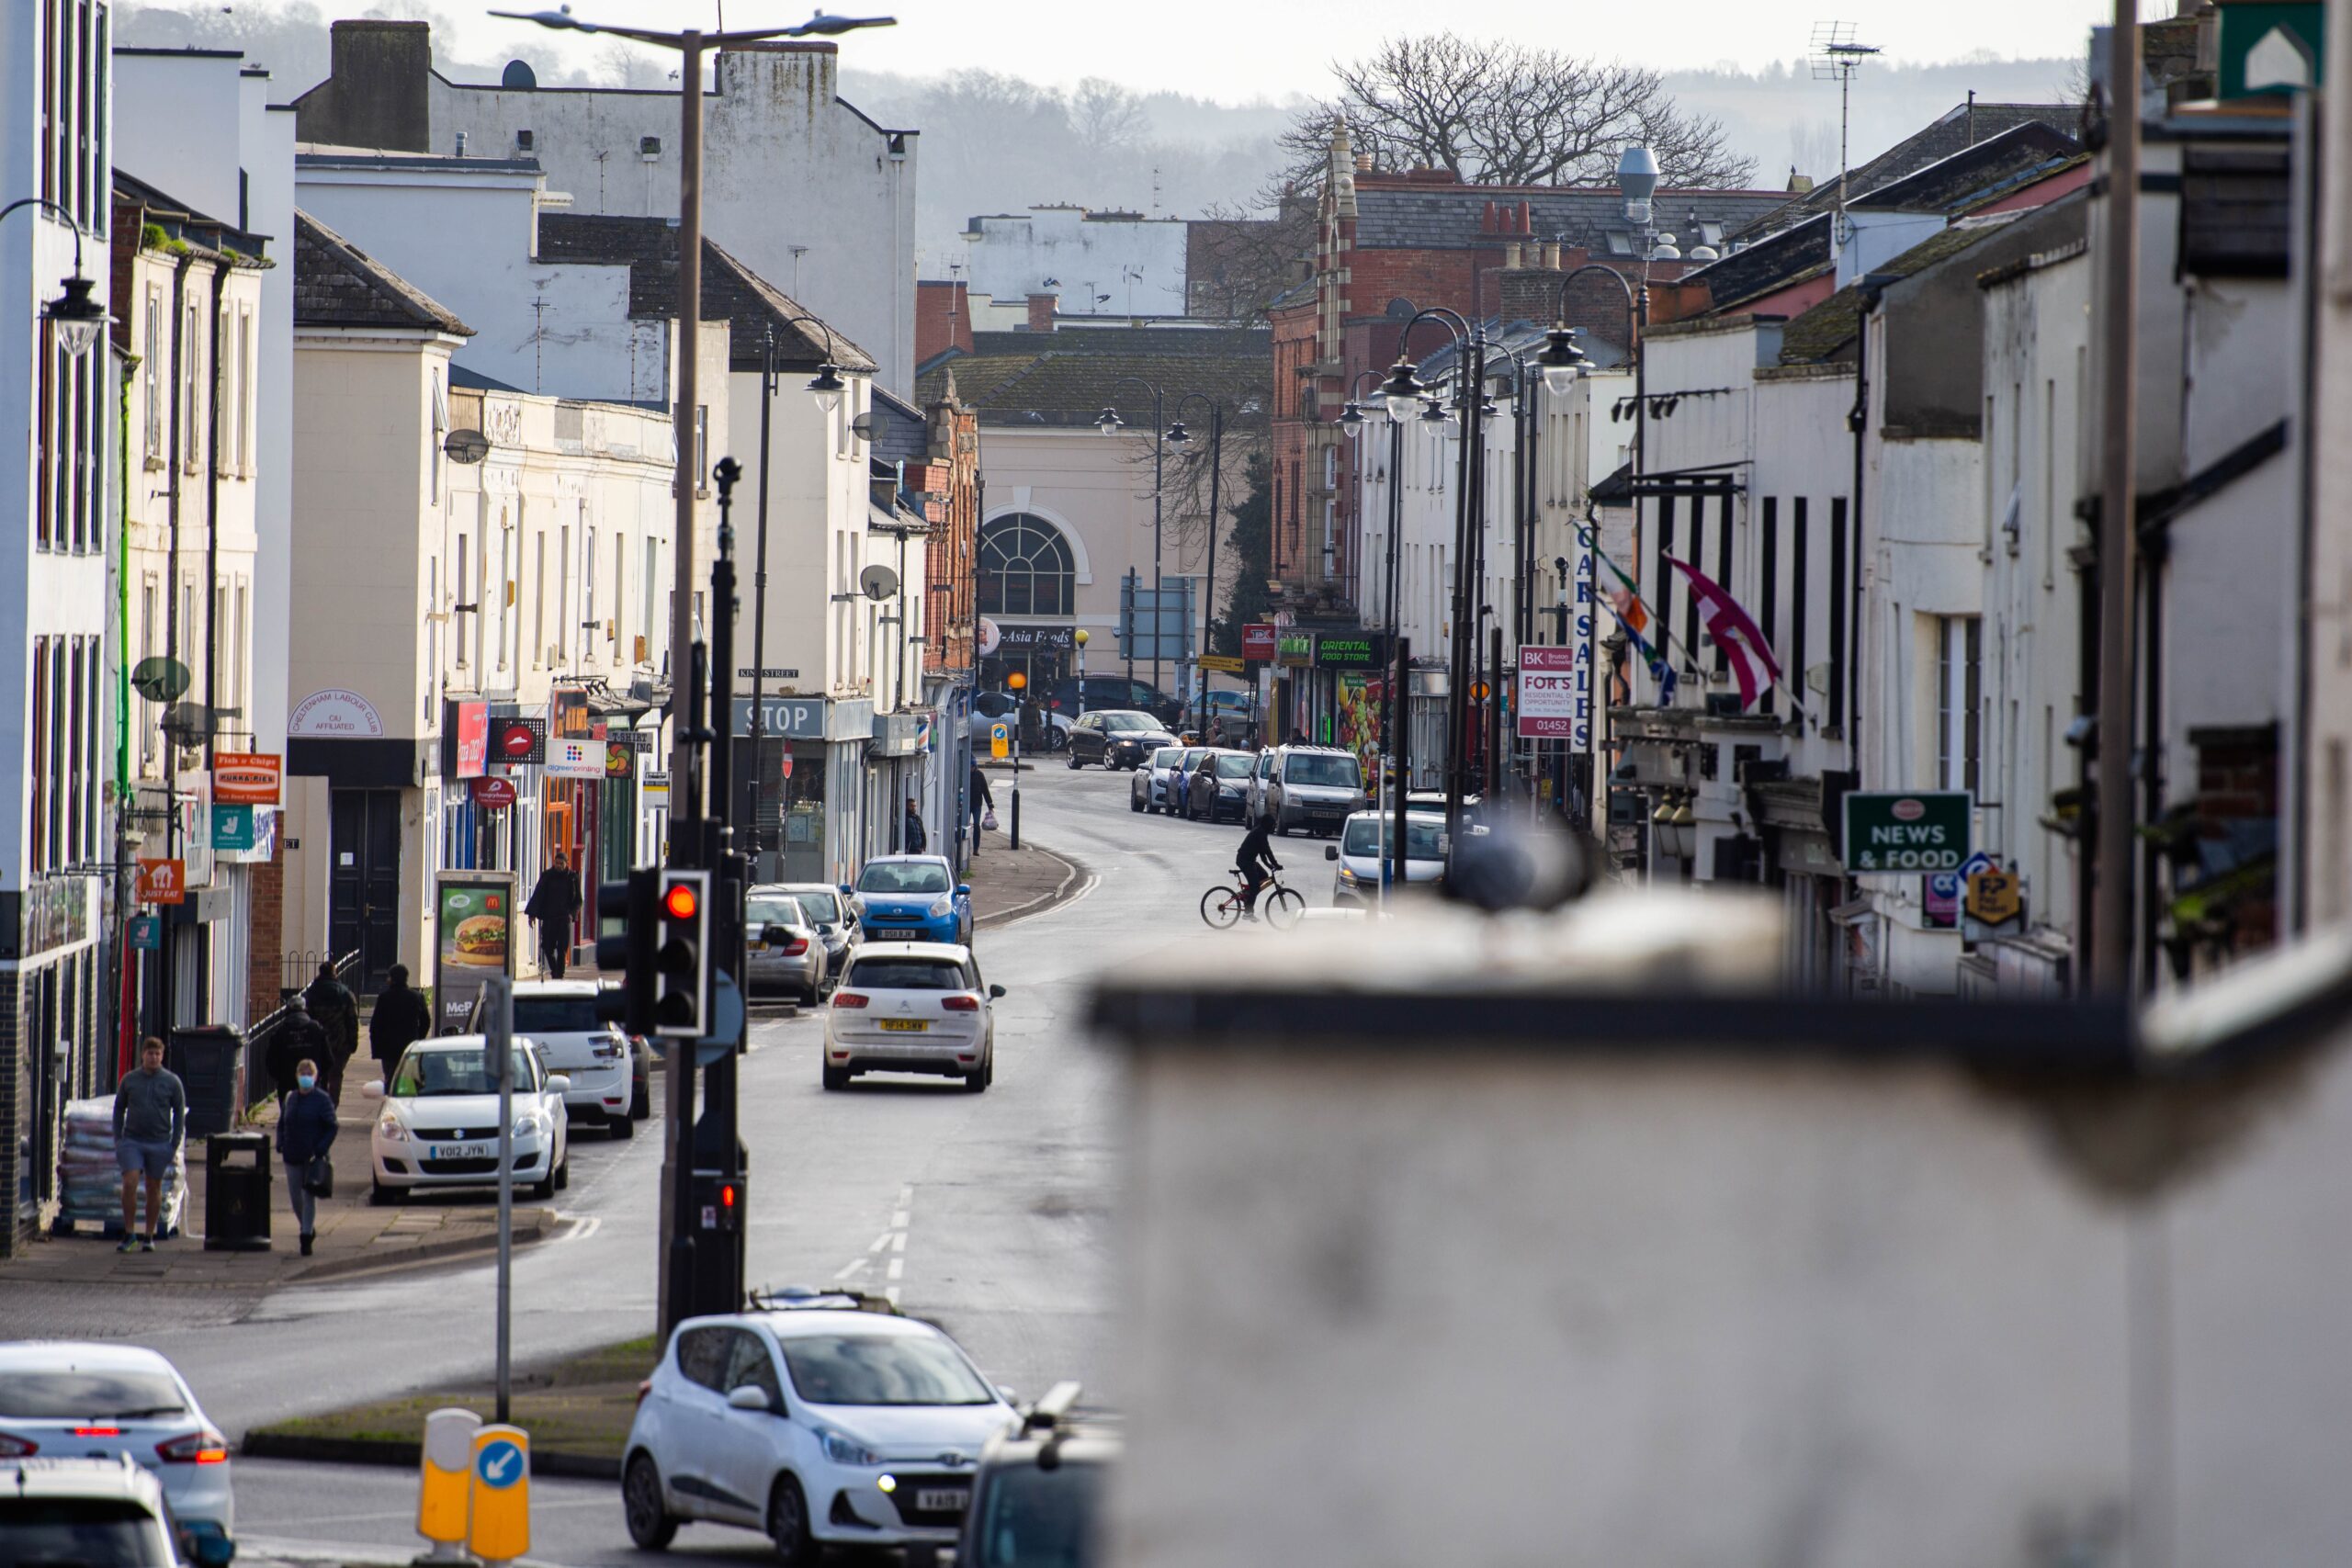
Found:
56,1096 -> 186,1236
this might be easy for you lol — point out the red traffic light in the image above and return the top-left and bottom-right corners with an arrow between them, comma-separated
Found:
720,1183 -> 738,1209
662,883 -> 700,920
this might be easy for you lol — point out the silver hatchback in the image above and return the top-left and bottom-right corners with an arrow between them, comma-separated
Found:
747,888 -> 831,1005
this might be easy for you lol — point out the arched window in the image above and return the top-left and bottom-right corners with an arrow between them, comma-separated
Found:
978,513 -> 1075,617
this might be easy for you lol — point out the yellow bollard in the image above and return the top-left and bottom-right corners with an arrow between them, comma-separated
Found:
467,1423 -> 531,1566
415,1407 -> 480,1562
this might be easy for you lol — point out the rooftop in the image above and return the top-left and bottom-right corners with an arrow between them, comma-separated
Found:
1775,216 -> 2026,366
1733,102 -> 2082,241
292,209 -> 471,335
1353,182 -> 1792,256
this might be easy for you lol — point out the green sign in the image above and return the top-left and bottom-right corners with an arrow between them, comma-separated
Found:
1841,791 -> 1972,873
1276,632 -> 1314,667
2217,2 -> 2324,96
210,803 -> 255,852
1313,633 -> 1388,671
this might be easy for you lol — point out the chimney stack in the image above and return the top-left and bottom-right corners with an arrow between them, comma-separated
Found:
1026,292 -> 1057,333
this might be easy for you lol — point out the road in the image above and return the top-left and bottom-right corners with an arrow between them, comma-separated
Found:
152,761 -> 1306,1563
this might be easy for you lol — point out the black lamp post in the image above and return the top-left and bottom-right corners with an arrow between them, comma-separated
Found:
1169,392 -> 1229,739
1097,377 -> 1176,706
0,198 -> 108,358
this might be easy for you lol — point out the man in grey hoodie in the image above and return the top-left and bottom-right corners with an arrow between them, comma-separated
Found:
112,1036 -> 187,1252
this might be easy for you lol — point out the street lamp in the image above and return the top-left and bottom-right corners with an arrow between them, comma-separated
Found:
805,361 -> 846,413
1094,406 -> 1125,436
1379,359 -> 1429,423
1100,376 -> 1182,702
1536,326 -> 1591,396
1173,391 -> 1232,739
0,198 -> 108,358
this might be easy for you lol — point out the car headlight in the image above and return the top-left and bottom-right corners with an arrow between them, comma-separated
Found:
377,1116 -> 408,1142
928,895 -> 954,918
514,1113 -> 545,1137
1337,865 -> 1360,885
820,1428 -> 882,1467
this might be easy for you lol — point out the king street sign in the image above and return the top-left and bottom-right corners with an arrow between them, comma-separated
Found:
1841,791 -> 1972,874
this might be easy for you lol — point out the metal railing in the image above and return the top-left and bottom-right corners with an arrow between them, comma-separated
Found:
244,948 -> 361,1107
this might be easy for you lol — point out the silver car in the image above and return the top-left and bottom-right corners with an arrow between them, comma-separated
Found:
1131,746 -> 1185,814
777,882 -> 856,976
747,887 -> 831,1005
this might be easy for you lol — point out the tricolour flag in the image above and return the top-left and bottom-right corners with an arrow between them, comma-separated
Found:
1664,556 -> 1781,710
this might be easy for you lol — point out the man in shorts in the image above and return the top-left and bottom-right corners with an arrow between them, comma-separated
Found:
112,1036 -> 187,1252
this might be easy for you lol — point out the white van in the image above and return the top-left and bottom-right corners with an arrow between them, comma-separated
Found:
1251,745 -> 1368,836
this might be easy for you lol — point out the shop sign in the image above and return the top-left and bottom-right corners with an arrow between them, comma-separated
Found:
17,875 -> 94,957
210,804 -> 255,852
1841,791 -> 1972,873
1516,647 -> 1587,747
471,775 -> 519,808
450,701 -> 489,779
128,915 -> 162,951
289,687 -> 384,738
211,751 -> 281,806
1966,864 -> 2024,926
1241,624 -> 1278,661
605,741 -> 634,778
546,737 -> 606,779
1312,633 -> 1388,671
996,624 -> 1074,651
137,858 -> 186,906
1276,632 -> 1315,667
1923,871 -> 1962,930
492,716 -> 546,765
978,617 -> 1002,657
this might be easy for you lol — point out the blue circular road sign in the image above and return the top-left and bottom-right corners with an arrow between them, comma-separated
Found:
476,1438 -> 526,1489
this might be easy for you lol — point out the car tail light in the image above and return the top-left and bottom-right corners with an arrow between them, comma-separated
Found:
0,1435 -> 39,1458
637,1380 -> 653,1408
157,1430 -> 229,1464
833,991 -> 869,1009
781,939 -> 808,956
942,995 -> 979,1012
74,1427 -> 123,1438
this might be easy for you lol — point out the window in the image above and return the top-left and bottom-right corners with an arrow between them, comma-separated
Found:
232,580 -> 247,725
1937,615 -> 1981,795
674,1327 -> 731,1391
454,534 -> 469,668
180,296 -> 200,467
533,531 -> 546,668
724,1332 -> 783,1406
494,518 -> 510,673
978,514 -> 1075,616
776,1334 -> 995,1406
216,303 -> 231,459
695,405 -> 708,489
643,537 -> 658,664
139,578 -> 156,767
557,524 -> 571,668
141,286 -> 162,460
29,637 -> 49,872
237,307 -> 253,473
431,371 -> 447,502
613,533 -> 626,657
583,525 -> 597,662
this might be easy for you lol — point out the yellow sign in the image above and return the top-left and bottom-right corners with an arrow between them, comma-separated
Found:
1965,867 -> 2022,926
1197,654 -> 1247,674
989,721 -> 1010,761
416,1407 -> 479,1550
468,1424 -> 531,1562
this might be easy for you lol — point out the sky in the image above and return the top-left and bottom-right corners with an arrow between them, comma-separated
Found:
319,0 -> 2156,103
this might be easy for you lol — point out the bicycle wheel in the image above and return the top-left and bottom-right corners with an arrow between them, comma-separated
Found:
1200,886 -> 1243,930
1262,886 -> 1306,930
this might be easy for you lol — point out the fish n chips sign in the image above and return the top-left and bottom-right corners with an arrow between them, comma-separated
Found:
211,751 -> 281,806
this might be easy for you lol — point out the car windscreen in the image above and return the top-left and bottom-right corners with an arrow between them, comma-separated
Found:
970,1460 -> 1105,1568
512,997 -> 602,1033
0,1370 -> 185,1420
856,862 -> 952,895
1341,817 -> 1446,860
790,890 -> 842,922
392,1047 -> 535,1097
776,1333 -> 997,1405
0,1499 -> 175,1567
1212,754 -> 1255,779
1100,713 -> 1156,732
747,899 -> 807,931
1283,754 -> 1362,788
846,958 -> 967,991
1148,748 -> 1181,769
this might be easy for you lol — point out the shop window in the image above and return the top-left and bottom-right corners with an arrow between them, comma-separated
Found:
978,513 -> 1075,617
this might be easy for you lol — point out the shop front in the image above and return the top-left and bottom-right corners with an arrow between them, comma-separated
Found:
731,694 -> 876,885
979,623 -> 1075,696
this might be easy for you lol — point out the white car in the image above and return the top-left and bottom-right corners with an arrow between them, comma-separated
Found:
1129,746 -> 1184,814
0,1343 -> 234,1564
469,980 -> 635,1137
362,1033 -> 571,1203
621,1303 -> 1020,1562
1326,809 -> 1449,907
823,943 -> 1004,1092
0,1456 -> 189,1568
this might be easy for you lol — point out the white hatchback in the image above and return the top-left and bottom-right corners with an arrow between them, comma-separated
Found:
621,1304 -> 1018,1563
363,1034 -> 571,1202
823,943 -> 1004,1092
0,1343 -> 234,1564
469,981 -> 635,1136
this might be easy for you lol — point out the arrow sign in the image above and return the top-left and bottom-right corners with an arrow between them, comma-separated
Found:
476,1438 -> 526,1489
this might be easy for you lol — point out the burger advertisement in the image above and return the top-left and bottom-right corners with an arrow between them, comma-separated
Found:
433,873 -> 515,1029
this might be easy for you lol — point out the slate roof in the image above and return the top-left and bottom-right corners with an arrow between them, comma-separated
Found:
915,344 -> 1266,430
534,214 -> 875,374
1776,217 -> 2025,366
1849,124 -> 2083,214
1680,214 -> 1831,312
115,170 -> 273,265
1353,183 -> 1792,254
967,325 -> 1271,359
868,385 -> 929,469
293,209 -> 472,334
1735,102 -> 2083,240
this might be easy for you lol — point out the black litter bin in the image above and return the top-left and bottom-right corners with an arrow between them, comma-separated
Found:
203,1132 -> 273,1252
168,1025 -> 247,1139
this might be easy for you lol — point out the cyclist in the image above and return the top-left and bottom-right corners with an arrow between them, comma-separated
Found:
1237,813 -> 1283,921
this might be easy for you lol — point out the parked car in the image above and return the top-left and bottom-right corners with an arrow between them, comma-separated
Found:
1250,744 -> 1369,836
1164,747 -> 1209,815
1066,710 -> 1176,771
956,1382 -> 1114,1568
468,980 -> 634,1137
621,1300 -> 1021,1562
1131,747 -> 1184,814
0,1344 -> 234,1565
844,855 -> 971,945
1184,749 -> 1260,824
778,882 -> 857,976
824,942 -> 1005,1092
968,690 -> 1069,752
363,1034 -> 571,1203
746,886 -> 831,1005
1325,809 -> 1448,907
1040,675 -> 1181,725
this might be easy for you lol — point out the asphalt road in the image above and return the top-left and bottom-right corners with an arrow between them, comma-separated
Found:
193,761 -> 1289,1564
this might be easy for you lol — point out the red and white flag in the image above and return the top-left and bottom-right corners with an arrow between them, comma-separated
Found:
1664,556 -> 1781,709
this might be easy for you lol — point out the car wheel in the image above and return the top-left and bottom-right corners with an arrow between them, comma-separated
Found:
767,1474 -> 816,1568
822,1065 -> 850,1090
608,1110 -> 635,1140
1131,792 -> 1145,813
555,1156 -> 571,1191
965,1064 -> 988,1093
623,1452 -> 678,1551
631,1077 -> 651,1120
368,1178 -> 399,1207
529,1169 -> 557,1201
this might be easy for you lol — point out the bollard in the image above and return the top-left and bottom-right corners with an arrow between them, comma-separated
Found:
467,1423 -> 531,1566
414,1407 -> 479,1563
1010,785 -> 1023,851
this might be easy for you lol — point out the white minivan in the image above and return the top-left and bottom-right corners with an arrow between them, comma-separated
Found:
1325,809 -> 1448,907
1251,745 -> 1369,836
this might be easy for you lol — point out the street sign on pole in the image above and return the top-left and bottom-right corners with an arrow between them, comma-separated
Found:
990,721 -> 1010,760
467,1424 -> 531,1565
482,974 -> 514,1426
1840,791 -> 1972,873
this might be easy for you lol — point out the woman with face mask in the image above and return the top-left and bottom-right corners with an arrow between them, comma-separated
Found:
275,1057 -> 339,1256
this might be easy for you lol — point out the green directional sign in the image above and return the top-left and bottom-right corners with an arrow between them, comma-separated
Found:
1841,791 -> 1971,873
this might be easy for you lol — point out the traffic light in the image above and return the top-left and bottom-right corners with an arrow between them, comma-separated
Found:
653,869 -> 711,1038
593,870 -> 657,1036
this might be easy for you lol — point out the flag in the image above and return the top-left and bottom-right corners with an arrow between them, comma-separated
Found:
1610,586 -> 1648,636
1665,556 -> 1781,709
1600,593 -> 1677,707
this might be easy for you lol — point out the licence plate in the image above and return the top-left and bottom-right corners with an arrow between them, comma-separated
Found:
879,1019 -> 927,1032
430,1142 -> 491,1159
915,1487 -> 969,1513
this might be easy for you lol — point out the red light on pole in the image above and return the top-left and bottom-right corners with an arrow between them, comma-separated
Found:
663,883 -> 700,920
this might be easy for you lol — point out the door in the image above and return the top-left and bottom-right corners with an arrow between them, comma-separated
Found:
713,1328 -> 791,1517
329,788 -> 405,993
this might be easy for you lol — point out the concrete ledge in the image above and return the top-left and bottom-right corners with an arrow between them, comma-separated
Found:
237,1430 -> 619,1480
975,840 -> 1089,931
288,1206 -> 560,1283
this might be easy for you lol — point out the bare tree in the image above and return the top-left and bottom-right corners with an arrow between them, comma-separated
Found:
1281,34 -> 1758,191
1188,190 -> 1317,323
1070,77 -> 1149,152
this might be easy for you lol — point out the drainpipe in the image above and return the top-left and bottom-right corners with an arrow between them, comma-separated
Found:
113,310 -> 133,1075
205,259 -> 226,772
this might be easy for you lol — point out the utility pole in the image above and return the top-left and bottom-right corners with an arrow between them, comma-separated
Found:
2092,4 -> 2141,995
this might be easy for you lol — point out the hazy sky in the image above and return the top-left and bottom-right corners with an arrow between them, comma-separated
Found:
353,0 -> 2151,101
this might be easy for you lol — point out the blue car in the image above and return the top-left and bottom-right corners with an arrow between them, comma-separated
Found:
843,854 -> 972,945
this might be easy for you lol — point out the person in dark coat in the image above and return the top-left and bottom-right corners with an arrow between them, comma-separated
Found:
268,996 -> 334,1106
525,852 -> 582,979
369,963 -> 434,1088
303,961 -> 359,1100
275,1058 -> 338,1255
904,797 -> 927,854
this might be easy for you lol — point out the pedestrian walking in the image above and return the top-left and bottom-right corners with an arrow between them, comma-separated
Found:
267,996 -> 333,1106
904,796 -> 928,854
369,963 -> 435,1087
303,960 -> 359,1102
275,1058 -> 337,1256
111,1037 -> 185,1253
525,852 -> 582,979
969,762 -> 994,850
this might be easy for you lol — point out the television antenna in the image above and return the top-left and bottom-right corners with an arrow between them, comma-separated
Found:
1809,22 -> 1881,251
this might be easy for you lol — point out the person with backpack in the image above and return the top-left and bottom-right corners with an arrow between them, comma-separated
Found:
303,960 -> 359,1102
369,963 -> 435,1087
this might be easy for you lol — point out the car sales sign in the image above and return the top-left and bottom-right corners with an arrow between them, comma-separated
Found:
1842,791 -> 1972,873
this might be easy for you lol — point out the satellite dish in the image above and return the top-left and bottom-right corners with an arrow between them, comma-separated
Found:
851,411 -> 882,442
859,564 -> 899,602
131,657 -> 191,705
502,59 -> 538,90
444,429 -> 492,465
161,701 -> 232,741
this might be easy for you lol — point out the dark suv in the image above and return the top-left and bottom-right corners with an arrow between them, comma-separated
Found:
1067,709 -> 1177,770
1040,676 -> 1182,726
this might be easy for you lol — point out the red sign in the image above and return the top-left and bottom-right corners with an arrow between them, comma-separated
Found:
1241,624 -> 1277,662
211,751 -> 281,806
471,775 -> 519,808
780,753 -> 795,780
453,702 -> 489,779
492,716 -> 546,765
1515,646 -> 1581,739
136,859 -> 186,906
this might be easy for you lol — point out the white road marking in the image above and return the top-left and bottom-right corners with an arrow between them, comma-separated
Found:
889,1230 -> 908,1254
868,1232 -> 894,1254
886,1257 -> 904,1281
884,1285 -> 901,1307
890,1210 -> 910,1229
833,1258 -> 870,1281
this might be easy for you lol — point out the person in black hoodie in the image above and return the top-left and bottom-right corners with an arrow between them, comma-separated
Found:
302,961 -> 359,1101
369,964 -> 435,1088
525,852 -> 582,979
275,1058 -> 338,1255
267,996 -> 333,1106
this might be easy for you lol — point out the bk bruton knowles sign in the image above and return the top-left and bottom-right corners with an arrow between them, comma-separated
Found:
1841,791 -> 1972,873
